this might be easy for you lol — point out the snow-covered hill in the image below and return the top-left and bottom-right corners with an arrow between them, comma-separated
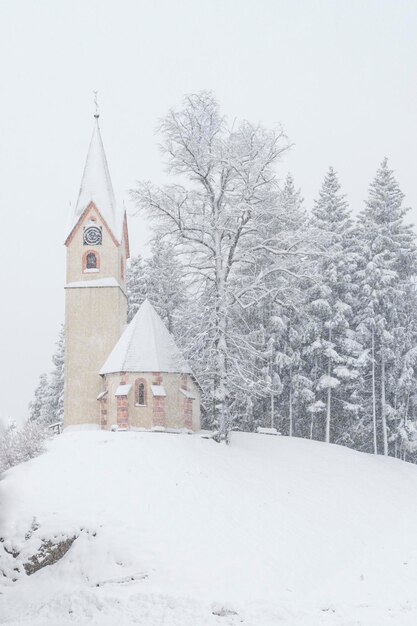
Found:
1,430 -> 417,625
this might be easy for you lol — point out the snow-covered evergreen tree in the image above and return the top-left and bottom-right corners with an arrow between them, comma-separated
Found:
354,158 -> 417,455
127,242 -> 188,334
143,239 -> 188,334
28,326 -> 65,425
47,325 -> 65,423
126,254 -> 147,322
240,174 -> 312,433
29,373 -> 50,422
302,167 -> 359,443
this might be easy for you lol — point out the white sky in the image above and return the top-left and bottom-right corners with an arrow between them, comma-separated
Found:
0,0 -> 416,421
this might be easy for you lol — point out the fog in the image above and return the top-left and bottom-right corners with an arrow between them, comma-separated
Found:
0,0 -> 416,420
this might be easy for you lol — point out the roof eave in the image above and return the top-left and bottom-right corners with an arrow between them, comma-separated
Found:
64,201 -> 120,247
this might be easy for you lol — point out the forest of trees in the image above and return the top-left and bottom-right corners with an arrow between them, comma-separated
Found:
130,92 -> 417,457
23,92 -> 417,461
0,326 -> 64,472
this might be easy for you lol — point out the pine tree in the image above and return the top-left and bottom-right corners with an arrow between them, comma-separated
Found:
127,242 -> 188,334
354,158 -> 417,455
302,167 -> 359,443
29,373 -> 49,422
126,254 -> 147,322
28,326 -> 65,425
47,325 -> 65,424
256,174 -> 311,434
143,239 -> 188,334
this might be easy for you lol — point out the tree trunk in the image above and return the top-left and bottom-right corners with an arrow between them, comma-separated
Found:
325,384 -> 331,444
270,354 -> 275,429
325,327 -> 332,444
214,231 -> 229,443
381,350 -> 388,456
289,373 -> 293,437
325,328 -> 332,443
214,306 -> 228,442
405,393 -> 410,423
371,329 -> 378,455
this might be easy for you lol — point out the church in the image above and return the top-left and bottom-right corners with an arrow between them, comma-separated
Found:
63,114 -> 201,432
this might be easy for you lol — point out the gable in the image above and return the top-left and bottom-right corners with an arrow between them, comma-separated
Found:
65,202 -> 120,248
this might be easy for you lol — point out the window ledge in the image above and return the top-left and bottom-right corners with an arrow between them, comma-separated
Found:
135,403 -> 147,407
84,268 -> 99,273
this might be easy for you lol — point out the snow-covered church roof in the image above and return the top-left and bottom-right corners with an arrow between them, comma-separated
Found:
100,299 -> 192,375
66,117 -> 122,240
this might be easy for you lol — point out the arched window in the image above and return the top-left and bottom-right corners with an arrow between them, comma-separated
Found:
135,378 -> 147,406
83,250 -> 100,272
86,252 -> 97,269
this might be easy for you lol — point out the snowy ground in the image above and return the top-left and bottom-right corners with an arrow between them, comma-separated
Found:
1,430 -> 417,625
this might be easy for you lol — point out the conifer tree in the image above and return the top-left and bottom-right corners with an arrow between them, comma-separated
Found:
259,174 -> 311,434
354,158 -> 417,455
143,239 -> 188,334
29,374 -> 49,422
47,325 -> 65,423
127,241 -> 188,333
303,167 -> 359,443
29,327 -> 65,425
126,254 -> 147,322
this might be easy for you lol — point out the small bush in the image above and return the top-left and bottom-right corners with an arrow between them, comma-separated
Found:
0,419 -> 48,473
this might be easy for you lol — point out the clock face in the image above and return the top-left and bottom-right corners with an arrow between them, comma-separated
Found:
83,225 -> 102,246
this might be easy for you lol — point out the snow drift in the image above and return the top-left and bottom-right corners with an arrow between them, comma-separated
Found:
1,430 -> 417,625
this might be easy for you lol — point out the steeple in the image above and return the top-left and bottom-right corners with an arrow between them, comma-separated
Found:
63,109 -> 129,428
66,115 -> 119,240
100,300 -> 191,375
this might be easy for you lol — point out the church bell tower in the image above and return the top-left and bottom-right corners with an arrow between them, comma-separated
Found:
63,113 -> 129,426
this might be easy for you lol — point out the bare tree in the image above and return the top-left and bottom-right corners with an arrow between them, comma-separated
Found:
132,92 -> 316,441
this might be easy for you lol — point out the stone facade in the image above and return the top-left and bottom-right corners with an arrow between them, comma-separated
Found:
65,202 -> 127,287
63,119 -> 201,432
99,372 -> 201,431
64,202 -> 128,427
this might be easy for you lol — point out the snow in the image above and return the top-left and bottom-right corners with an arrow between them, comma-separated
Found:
256,426 -> 279,435
65,277 -> 121,289
114,384 -> 132,396
151,384 -> 166,397
333,365 -> 353,379
66,118 -> 122,241
317,374 -> 340,389
100,299 -> 191,375
2,431 -> 417,625
179,388 -> 195,399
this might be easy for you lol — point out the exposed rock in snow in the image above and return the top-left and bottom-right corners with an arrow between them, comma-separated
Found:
23,536 -> 76,576
2,431 -> 417,625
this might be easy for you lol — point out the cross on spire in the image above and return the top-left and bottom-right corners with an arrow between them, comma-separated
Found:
65,107 -> 122,242
93,90 -> 99,119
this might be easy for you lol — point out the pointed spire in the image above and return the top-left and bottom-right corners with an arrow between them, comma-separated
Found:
100,299 -> 192,375
67,114 -> 118,239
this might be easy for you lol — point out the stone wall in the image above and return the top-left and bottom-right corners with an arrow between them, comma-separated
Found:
65,202 -> 126,288
64,202 -> 127,427
100,372 -> 201,431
